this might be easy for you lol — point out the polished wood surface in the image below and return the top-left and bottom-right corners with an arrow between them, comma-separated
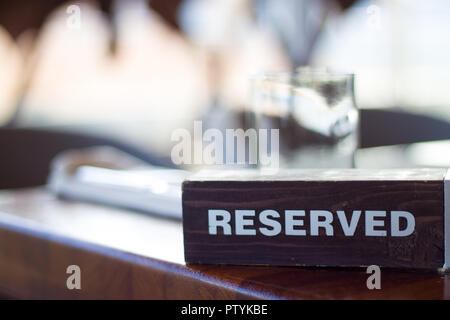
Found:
0,188 -> 449,299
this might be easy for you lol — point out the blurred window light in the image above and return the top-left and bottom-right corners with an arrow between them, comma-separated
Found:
16,0 -> 210,155
8,0 -> 290,157
311,0 -> 450,119
0,26 -> 24,125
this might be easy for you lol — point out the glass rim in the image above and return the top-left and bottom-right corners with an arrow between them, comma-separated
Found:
250,69 -> 354,83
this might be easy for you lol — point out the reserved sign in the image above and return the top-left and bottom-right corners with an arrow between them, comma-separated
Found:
182,169 -> 449,270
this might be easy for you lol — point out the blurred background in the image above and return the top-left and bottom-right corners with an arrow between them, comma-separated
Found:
1,0 -> 450,188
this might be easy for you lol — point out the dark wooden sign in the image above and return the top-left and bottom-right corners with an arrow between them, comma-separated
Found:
182,169 -> 450,270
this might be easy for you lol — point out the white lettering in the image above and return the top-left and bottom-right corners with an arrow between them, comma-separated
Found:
206,209 -> 415,237
208,210 -> 231,235
259,210 -> 282,236
310,210 -> 334,236
285,210 -> 306,236
235,210 -> 256,235
337,210 -> 361,236
391,211 -> 415,237
365,211 -> 387,236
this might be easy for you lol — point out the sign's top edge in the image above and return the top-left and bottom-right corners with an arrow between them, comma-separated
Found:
186,168 -> 448,182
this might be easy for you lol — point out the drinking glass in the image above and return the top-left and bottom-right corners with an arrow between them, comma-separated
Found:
249,68 -> 359,168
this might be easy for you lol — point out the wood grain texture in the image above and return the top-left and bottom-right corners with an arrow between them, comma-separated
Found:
183,169 -> 446,269
0,188 -> 450,300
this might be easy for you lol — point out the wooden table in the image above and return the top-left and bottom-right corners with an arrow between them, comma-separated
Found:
0,188 -> 448,299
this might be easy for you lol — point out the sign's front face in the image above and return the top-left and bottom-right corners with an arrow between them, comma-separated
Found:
183,174 -> 445,269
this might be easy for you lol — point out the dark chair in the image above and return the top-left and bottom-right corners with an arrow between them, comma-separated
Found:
360,108 -> 450,148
